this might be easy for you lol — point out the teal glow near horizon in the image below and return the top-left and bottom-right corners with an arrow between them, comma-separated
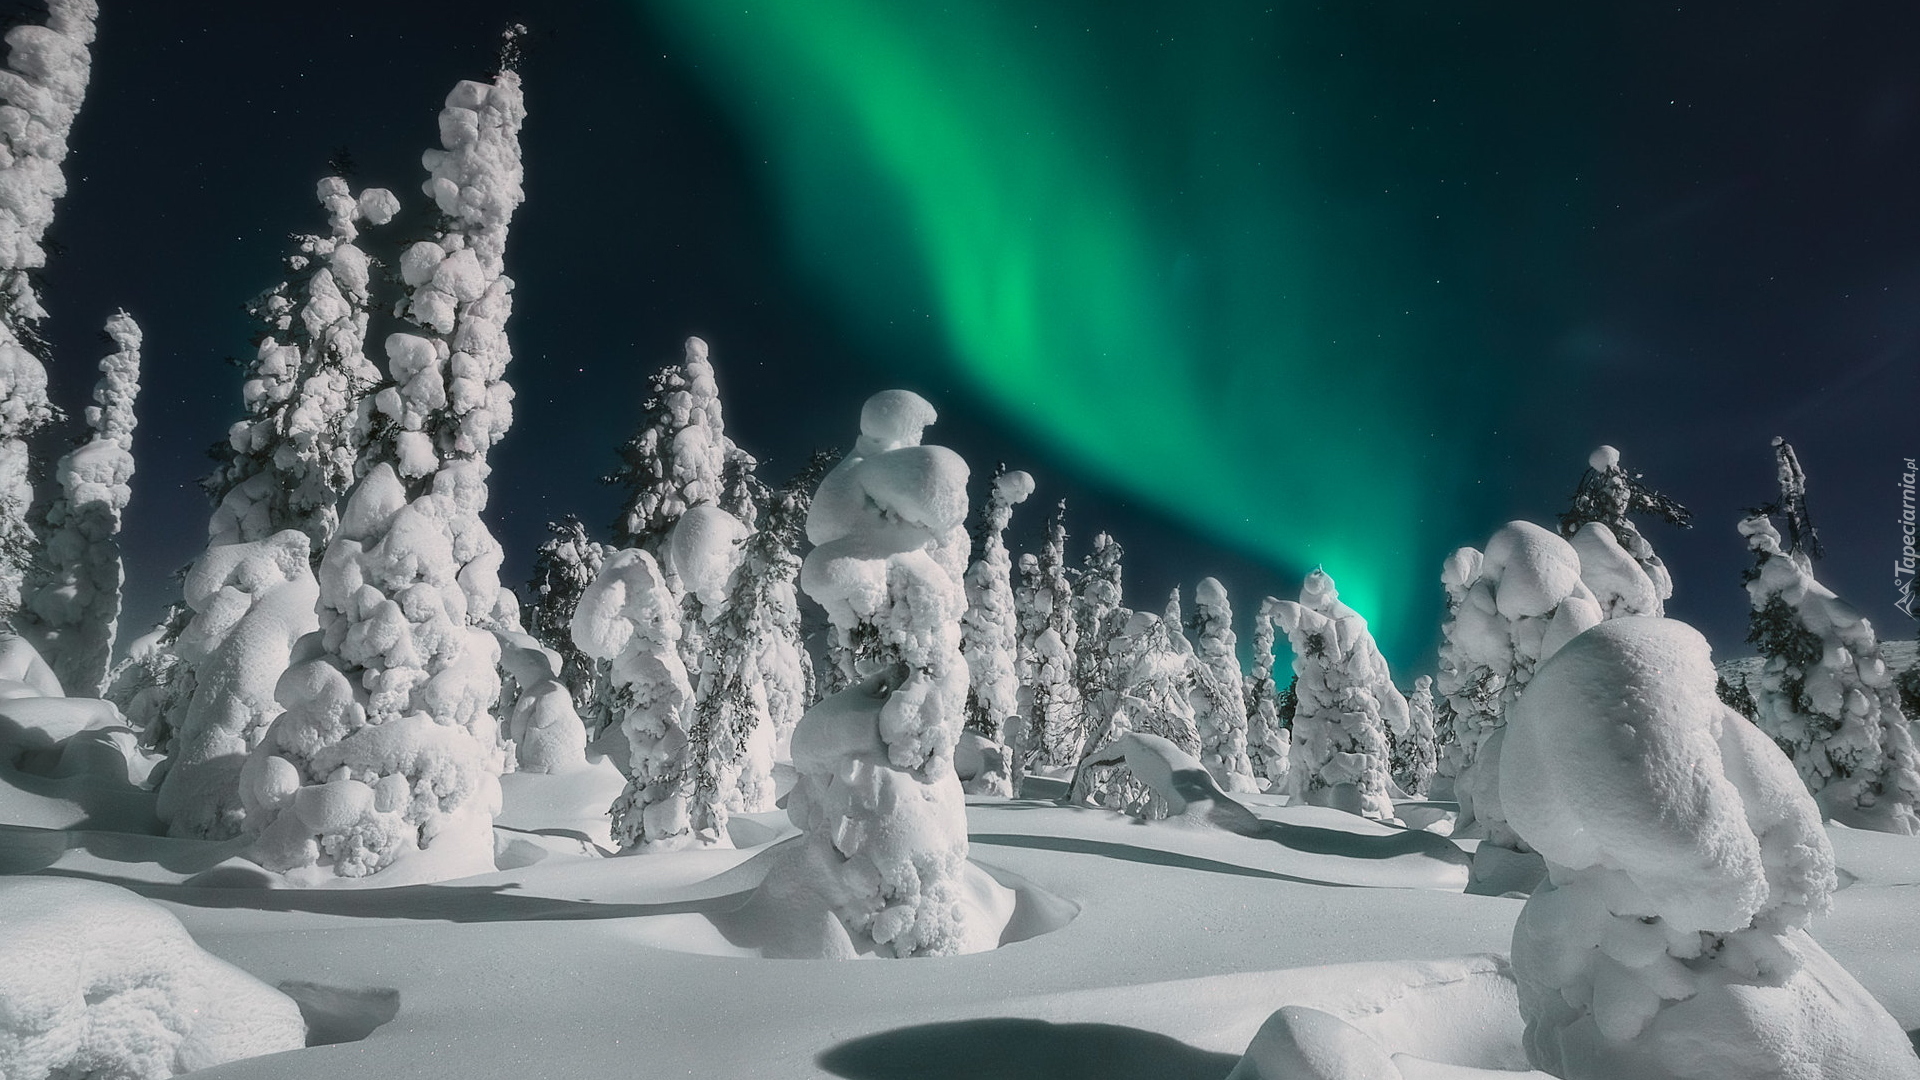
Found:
642,1 -> 1583,660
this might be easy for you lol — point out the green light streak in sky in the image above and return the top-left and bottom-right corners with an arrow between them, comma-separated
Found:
645,0 -> 1495,655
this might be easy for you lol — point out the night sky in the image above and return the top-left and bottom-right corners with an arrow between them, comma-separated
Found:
27,1 -> 1920,671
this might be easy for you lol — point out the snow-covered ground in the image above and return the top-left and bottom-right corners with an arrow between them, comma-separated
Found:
4,710 -> 1917,1078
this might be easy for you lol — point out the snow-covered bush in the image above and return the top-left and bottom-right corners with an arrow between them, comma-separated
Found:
242,464 -> 507,882
494,628 -> 586,774
1395,674 -> 1438,797
1556,445 -> 1690,615
1742,510 -> 1920,834
206,176 -> 396,551
152,531 -> 318,840
1503,617 -> 1917,1080
1070,603 -> 1202,815
960,465 -> 1034,788
573,547 -> 701,850
17,313 -> 141,696
0,877 -> 306,1079
1270,569 -> 1407,821
525,516 -> 608,732
1188,576 -> 1258,793
777,389 -> 994,957
1436,521 -> 1602,842
0,0 -> 95,621
1243,596 -> 1290,786
1012,501 -> 1082,779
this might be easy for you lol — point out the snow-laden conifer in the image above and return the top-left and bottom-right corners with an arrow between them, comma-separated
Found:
1271,570 -> 1407,821
1012,502 -> 1082,780
959,465 -> 1033,785
241,57 -> 529,882
1070,600 -> 1201,815
1243,596 -> 1292,787
777,390 -> 991,956
1557,445 -> 1691,615
526,516 -> 609,732
0,0 -> 95,620
1742,439 -> 1919,834
206,178 -> 396,551
1436,521 -> 1602,843
574,547 -> 700,850
1397,674 -> 1438,797
1187,576 -> 1258,793
18,313 -> 139,696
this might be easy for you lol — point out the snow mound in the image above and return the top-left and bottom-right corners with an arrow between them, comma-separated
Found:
1502,617 -> 1918,1080
0,877 -> 306,1079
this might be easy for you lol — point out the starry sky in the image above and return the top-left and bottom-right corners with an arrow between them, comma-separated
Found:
28,0 -> 1920,671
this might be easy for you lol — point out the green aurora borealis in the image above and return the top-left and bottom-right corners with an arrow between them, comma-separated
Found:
644,1 -> 1600,657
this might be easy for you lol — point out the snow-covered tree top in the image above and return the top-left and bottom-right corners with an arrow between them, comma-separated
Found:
85,311 -> 140,445
857,388 -> 938,453
1194,576 -> 1229,613
0,0 -> 96,281
420,71 -> 525,276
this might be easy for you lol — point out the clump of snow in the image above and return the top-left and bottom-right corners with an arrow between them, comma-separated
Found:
1189,577 -> 1260,794
0,630 -> 61,697
152,530 -> 319,840
0,876 -> 305,1079
1270,570 -> 1406,821
242,465 -> 505,883
959,465 -> 1033,795
1502,617 -> 1917,1080
1741,512 -> 1920,834
1566,522 -> 1660,619
494,629 -> 586,774
17,312 -> 142,697
770,389 -> 1009,957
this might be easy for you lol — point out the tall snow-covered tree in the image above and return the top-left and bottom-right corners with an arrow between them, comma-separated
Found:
960,464 -> 1034,751
1396,674 -> 1438,797
17,313 -> 140,696
1244,596 -> 1291,787
1557,444 -> 1691,615
242,56 -> 530,882
1069,531 -> 1125,737
1436,522 -> 1603,843
1742,440 -> 1919,834
573,547 -> 700,851
1069,600 -> 1200,815
1271,570 -> 1408,821
606,336 -> 758,564
1187,576 -> 1258,793
0,0 -> 95,622
525,516 -> 609,732
779,389 -> 994,957
1012,501 -> 1081,779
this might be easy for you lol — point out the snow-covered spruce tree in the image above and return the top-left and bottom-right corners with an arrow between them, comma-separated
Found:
1397,674 -> 1438,797
1270,569 -> 1408,821
0,0 -> 95,624
1011,501 -> 1081,782
1187,576 -> 1258,793
573,547 -> 701,851
240,56 -> 531,882
1436,521 -> 1603,843
1243,596 -> 1290,786
16,313 -> 139,696
205,176 -> 398,552
1741,439 -> 1920,834
1557,444 -> 1691,616
606,335 -> 757,567
526,516 -> 609,733
958,465 -> 1034,795
778,389 -> 999,957
1067,530 -> 1125,748
1070,598 -> 1202,815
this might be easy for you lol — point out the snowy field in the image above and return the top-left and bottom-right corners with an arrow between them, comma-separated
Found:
4,726 -> 1919,1079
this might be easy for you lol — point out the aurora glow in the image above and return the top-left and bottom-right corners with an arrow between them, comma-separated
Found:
641,1 -> 1591,657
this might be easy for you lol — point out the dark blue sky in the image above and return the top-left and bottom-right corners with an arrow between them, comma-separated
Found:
29,1 -> 1920,671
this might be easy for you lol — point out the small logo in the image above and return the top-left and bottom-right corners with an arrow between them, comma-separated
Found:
1898,458 -> 1917,620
